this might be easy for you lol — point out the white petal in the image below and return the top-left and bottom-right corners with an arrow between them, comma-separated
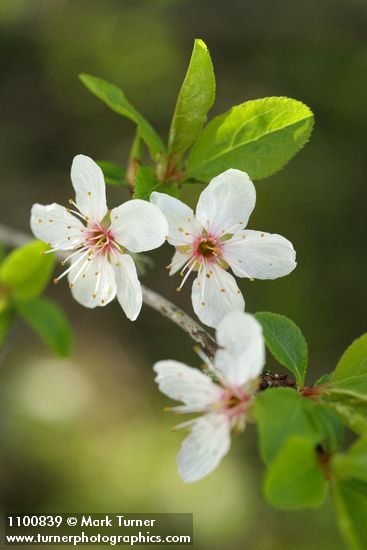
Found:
169,250 -> 189,276
196,169 -> 256,235
30,203 -> 85,250
214,312 -> 265,387
68,255 -> 117,309
154,360 -> 222,409
177,414 -> 231,483
192,265 -> 245,328
110,200 -> 168,253
150,192 -> 197,246
114,254 -> 142,320
71,154 -> 108,222
223,230 -> 296,279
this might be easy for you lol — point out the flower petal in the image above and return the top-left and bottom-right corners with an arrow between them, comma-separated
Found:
68,255 -> 117,309
30,203 -> 85,250
192,264 -> 245,328
114,254 -> 142,320
214,312 -> 265,387
223,230 -> 296,279
110,200 -> 168,253
150,192 -> 197,247
196,169 -> 256,235
154,360 -> 222,410
71,154 -> 108,222
169,250 -> 189,276
177,414 -> 231,483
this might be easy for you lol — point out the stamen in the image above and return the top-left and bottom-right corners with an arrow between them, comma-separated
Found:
54,249 -> 89,283
94,257 -> 102,296
179,256 -> 195,277
70,257 -> 91,284
177,258 -> 196,291
199,264 -> 206,301
62,246 -> 88,265
67,204 -> 88,222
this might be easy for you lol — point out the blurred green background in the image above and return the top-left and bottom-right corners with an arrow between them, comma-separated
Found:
0,0 -> 366,548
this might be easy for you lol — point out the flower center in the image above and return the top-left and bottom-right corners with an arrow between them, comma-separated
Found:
85,223 -> 116,256
194,235 -> 222,262
220,387 -> 250,421
53,221 -> 123,288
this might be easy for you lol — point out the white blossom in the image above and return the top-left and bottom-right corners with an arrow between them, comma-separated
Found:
30,155 -> 168,320
151,169 -> 296,328
154,311 -> 265,482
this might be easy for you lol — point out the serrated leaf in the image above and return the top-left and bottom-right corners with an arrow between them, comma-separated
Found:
97,160 -> 126,186
332,478 -> 367,550
321,334 -> 367,410
133,165 -> 179,200
168,38 -> 215,158
255,312 -> 308,387
187,96 -> 314,181
17,297 -> 73,357
79,73 -> 165,159
255,387 -> 322,464
0,241 -> 54,301
264,436 -> 327,509
333,333 -> 367,383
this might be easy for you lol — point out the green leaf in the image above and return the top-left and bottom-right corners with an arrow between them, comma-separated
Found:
17,297 -> 73,357
264,436 -> 327,509
321,334 -> 367,409
324,401 -> 367,436
133,165 -> 179,200
332,437 -> 367,483
308,404 -> 344,453
315,373 -> 333,386
0,241 -> 54,301
332,478 -> 367,550
255,312 -> 308,388
96,160 -> 126,186
187,96 -> 314,181
333,333 -> 367,383
325,386 -> 367,406
79,73 -> 165,159
168,38 -> 215,158
255,387 -> 322,464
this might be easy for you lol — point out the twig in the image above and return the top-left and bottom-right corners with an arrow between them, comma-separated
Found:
141,286 -> 217,359
0,223 -> 218,359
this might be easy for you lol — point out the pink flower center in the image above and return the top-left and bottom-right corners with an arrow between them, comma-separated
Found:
84,223 -> 117,256
193,234 -> 222,263
220,387 -> 250,420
